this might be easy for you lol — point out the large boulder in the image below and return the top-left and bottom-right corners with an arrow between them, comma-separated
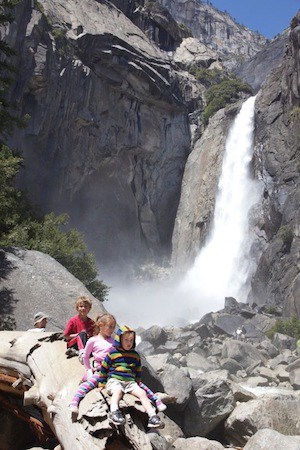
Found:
221,340 -> 266,370
225,393 -> 300,446
0,248 -> 106,332
183,378 -> 235,437
243,428 -> 300,450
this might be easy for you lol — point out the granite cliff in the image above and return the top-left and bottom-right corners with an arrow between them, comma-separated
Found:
2,1 -> 299,317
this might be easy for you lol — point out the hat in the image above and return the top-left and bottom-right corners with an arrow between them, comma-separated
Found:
34,312 -> 49,325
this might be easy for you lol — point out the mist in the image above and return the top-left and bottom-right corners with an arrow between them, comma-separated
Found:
105,97 -> 261,329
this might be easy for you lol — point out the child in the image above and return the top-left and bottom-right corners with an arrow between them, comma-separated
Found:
64,296 -> 95,360
69,324 -> 166,428
83,313 -> 116,376
81,314 -> 166,410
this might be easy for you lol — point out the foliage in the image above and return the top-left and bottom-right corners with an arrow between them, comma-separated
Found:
52,27 -> 67,40
0,195 -> 109,301
289,107 -> 300,123
265,305 -> 280,315
203,77 -> 253,125
266,315 -> 300,340
278,225 -> 294,246
189,67 -> 223,88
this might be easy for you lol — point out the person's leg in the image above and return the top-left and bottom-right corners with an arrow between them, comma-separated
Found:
77,331 -> 88,364
107,382 -> 125,425
130,386 -> 156,416
138,381 -> 167,412
77,330 -> 88,349
109,385 -> 123,413
69,373 -> 101,411
130,386 -> 164,428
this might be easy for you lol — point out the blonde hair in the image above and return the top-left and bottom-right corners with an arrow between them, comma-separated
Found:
75,295 -> 92,309
93,313 -> 116,335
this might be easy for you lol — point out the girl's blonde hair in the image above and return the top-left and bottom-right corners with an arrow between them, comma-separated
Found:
93,313 -> 116,335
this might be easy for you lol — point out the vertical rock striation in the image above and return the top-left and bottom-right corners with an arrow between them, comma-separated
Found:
5,0 -> 193,272
251,11 -> 300,315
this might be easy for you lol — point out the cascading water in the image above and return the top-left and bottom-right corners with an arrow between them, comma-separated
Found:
109,96 -> 261,327
180,95 -> 261,320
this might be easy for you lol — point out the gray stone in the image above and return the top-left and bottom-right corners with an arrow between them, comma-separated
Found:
244,428 -> 300,450
0,248 -> 106,332
160,364 -> 193,411
225,393 -> 300,446
222,340 -> 266,370
173,436 -> 225,449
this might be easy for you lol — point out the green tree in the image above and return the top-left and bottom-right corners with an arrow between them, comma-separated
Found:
2,212 -> 109,300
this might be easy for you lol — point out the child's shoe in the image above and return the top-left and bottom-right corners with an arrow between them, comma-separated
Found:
78,349 -> 85,365
156,400 -> 167,412
65,347 -> 79,358
147,414 -> 164,428
68,403 -> 79,418
109,409 -> 125,426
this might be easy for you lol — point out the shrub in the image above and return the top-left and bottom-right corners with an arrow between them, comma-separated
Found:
1,212 -> 110,301
266,315 -> 300,340
289,107 -> 300,123
265,305 -> 279,315
278,225 -> 294,246
203,77 -> 253,125
189,67 -> 223,88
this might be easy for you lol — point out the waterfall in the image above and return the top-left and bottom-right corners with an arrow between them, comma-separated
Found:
108,96 -> 261,327
179,96 -> 260,320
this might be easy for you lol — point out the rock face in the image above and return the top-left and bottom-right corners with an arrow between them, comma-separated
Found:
2,0 -> 300,318
0,247 -> 106,331
6,0 -> 192,272
157,0 -> 268,69
250,11 -> 300,315
3,0 -> 269,275
171,102 -> 241,268
234,32 -> 289,93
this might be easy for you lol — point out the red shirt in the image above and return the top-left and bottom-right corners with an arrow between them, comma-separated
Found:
64,315 -> 95,348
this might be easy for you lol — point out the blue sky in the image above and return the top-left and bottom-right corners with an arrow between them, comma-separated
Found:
211,0 -> 299,39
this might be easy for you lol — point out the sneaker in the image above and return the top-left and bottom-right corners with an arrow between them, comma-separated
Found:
109,409 -> 125,426
65,348 -> 79,358
78,350 -> 85,365
68,403 -> 79,418
147,414 -> 164,429
156,401 -> 167,412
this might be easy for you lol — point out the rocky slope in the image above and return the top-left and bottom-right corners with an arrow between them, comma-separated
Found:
0,292 -> 300,449
249,12 -> 300,316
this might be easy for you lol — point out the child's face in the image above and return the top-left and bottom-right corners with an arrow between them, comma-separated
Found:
121,332 -> 135,350
77,302 -> 91,318
100,320 -> 116,338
